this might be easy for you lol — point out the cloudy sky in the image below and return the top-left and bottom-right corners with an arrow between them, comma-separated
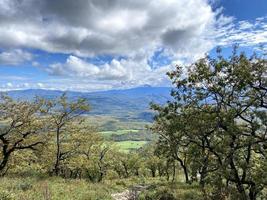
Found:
0,0 -> 266,91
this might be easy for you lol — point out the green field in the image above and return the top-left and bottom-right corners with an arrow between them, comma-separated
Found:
115,141 -> 147,152
85,115 -> 154,152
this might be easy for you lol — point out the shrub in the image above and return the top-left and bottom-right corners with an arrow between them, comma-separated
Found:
16,182 -> 33,191
0,190 -> 15,200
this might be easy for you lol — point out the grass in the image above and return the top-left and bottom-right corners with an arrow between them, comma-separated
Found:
114,140 -> 147,152
0,176 -> 202,200
85,116 -> 152,152
0,176 -> 115,200
138,181 -> 202,200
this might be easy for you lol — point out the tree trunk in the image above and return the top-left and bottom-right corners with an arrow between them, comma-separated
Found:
54,127 -> 61,175
98,161 -> 104,182
174,153 -> 190,184
248,183 -> 257,200
181,163 -> 189,183
229,135 -> 248,200
236,182 -> 248,200
199,157 -> 208,188
0,153 -> 10,172
135,168 -> 139,176
0,140 -> 12,174
172,162 -> 176,182
150,168 -> 156,177
176,157 -> 189,183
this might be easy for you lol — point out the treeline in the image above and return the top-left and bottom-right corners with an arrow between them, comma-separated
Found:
0,94 -> 177,183
110,131 -> 156,141
151,48 -> 267,200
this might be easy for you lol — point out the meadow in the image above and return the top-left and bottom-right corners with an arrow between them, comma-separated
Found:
114,141 -> 147,152
0,176 -> 203,200
86,115 -> 154,152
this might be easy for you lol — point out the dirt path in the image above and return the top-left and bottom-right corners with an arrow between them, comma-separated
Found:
111,190 -> 131,200
111,185 -> 150,200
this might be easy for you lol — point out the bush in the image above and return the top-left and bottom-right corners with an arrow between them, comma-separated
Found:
16,182 -> 33,191
0,190 -> 15,200
182,192 -> 202,200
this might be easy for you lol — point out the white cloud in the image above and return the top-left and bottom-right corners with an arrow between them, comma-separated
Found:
0,0 -> 216,58
0,79 -> 116,92
216,16 -> 267,48
0,49 -> 33,65
48,54 -> 172,88
0,0 -> 266,91
48,56 -> 101,77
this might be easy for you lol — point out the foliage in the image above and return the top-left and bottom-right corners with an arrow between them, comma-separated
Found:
151,48 -> 267,200
1,47 -> 265,199
0,95 -> 49,174
46,93 -> 90,176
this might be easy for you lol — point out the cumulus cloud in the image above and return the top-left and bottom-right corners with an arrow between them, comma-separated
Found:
48,54 -> 172,87
0,0 -> 266,91
0,0 -> 216,58
0,79 -> 117,92
0,49 -> 33,65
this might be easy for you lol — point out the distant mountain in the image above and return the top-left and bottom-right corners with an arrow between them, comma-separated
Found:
5,87 -> 172,122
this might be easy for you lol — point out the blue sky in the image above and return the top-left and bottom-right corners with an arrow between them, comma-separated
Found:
0,0 -> 266,91
219,0 -> 267,20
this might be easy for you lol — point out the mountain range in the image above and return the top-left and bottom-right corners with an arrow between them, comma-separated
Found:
5,86 -> 172,122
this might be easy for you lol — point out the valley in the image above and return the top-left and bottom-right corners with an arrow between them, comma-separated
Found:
6,87 -> 170,152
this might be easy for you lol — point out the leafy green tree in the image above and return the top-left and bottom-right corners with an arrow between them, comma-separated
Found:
82,144 -> 111,182
150,104 -> 191,183
140,143 -> 175,179
0,95 -> 48,174
111,151 -> 142,178
141,144 -> 159,177
152,48 -> 267,200
48,94 -> 90,176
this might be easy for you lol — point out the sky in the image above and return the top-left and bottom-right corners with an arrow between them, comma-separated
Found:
0,0 -> 266,92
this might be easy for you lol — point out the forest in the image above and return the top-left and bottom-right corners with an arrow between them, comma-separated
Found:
0,49 -> 266,200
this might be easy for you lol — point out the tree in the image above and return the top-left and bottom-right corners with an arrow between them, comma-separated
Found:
152,48 -> 267,200
79,136 -> 110,182
140,144 -> 171,178
111,151 -> 142,178
48,94 -> 90,176
151,103 -> 192,183
0,95 -> 48,175
56,129 -> 109,181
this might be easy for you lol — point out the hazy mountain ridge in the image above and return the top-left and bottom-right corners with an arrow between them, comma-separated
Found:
5,87 -> 172,121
